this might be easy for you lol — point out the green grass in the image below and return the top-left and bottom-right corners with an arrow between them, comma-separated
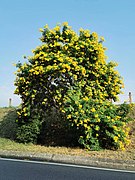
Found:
0,107 -> 135,161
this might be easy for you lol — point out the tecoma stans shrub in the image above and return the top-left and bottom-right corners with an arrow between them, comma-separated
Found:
14,22 -> 132,150
63,87 -> 133,150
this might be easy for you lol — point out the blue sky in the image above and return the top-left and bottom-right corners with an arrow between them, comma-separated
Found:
0,0 -> 135,107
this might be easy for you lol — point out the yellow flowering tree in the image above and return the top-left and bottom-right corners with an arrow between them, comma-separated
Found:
14,22 -> 127,146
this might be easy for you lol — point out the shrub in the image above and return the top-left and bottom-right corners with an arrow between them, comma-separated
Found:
16,118 -> 41,144
0,108 -> 17,140
38,107 -> 80,146
14,22 -> 126,149
63,88 -> 132,150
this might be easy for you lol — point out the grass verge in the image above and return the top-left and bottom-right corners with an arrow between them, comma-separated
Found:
0,137 -> 135,161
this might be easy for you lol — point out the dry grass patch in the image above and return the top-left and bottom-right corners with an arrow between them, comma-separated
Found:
0,137 -> 134,161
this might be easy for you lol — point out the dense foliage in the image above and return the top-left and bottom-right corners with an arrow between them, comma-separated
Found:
63,88 -> 132,150
14,22 -> 132,150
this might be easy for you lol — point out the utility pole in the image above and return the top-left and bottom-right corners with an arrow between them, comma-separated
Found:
129,92 -> 132,104
9,98 -> 12,107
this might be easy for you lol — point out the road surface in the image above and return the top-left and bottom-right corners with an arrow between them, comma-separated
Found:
0,158 -> 135,180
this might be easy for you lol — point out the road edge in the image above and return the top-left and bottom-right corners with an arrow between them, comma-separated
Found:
0,150 -> 135,171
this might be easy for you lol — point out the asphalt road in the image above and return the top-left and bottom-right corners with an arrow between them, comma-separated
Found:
0,158 -> 135,180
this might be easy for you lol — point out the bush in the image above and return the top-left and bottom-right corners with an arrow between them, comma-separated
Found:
38,108 -> 80,146
0,108 -> 17,140
63,88 -> 132,150
16,119 -> 41,144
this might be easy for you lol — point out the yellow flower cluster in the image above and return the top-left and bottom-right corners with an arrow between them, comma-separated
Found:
83,96 -> 89,101
113,136 -> 118,142
91,107 -> 96,112
29,66 -> 44,75
119,141 -> 125,150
